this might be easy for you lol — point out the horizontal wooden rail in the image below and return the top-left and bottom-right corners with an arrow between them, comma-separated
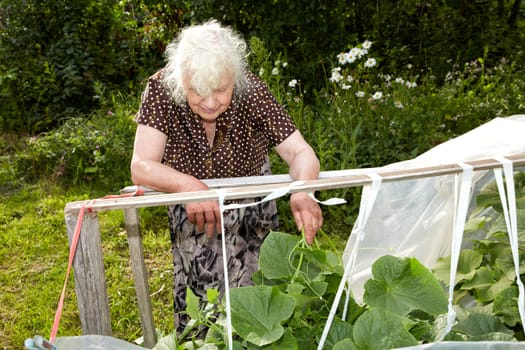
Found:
64,152 -> 525,348
65,153 -> 525,215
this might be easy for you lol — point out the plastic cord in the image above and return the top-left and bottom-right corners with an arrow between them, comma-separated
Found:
317,173 -> 382,350
216,189 -> 233,350
437,163 -> 473,341
494,157 -> 525,333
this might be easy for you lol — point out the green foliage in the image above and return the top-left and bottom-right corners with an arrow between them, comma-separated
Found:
153,229 -> 524,349
13,92 -> 137,192
0,0 -> 165,133
2,0 -> 523,133
230,285 -> 296,346
318,40 -> 525,169
363,255 -> 448,316
432,171 -> 525,340
171,0 -> 525,95
1,3 -> 525,349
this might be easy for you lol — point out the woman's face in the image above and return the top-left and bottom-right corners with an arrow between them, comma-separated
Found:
184,71 -> 235,123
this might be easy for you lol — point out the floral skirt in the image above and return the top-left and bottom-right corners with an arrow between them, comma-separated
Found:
167,198 -> 279,332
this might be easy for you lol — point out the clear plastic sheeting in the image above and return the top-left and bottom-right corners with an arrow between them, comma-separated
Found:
343,114 -> 525,303
54,335 -> 145,350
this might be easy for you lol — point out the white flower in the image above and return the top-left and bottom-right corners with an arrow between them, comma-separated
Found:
337,52 -> 347,65
282,62 -> 288,68
341,83 -> 352,90
272,67 -> 279,75
364,58 -> 377,68
346,75 -> 354,83
395,77 -> 405,84
371,91 -> 383,100
346,51 -> 357,64
274,60 -> 281,66
352,47 -> 366,59
362,40 -> 372,50
394,101 -> 404,109
258,67 -> 265,76
329,70 -> 343,83
355,91 -> 365,98
406,81 -> 417,88
288,79 -> 298,88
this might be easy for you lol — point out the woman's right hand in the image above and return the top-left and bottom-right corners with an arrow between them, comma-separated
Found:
131,124 -> 222,238
180,178 -> 222,238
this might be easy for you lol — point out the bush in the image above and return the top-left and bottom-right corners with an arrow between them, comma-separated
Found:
0,0 -> 165,133
14,92 -> 137,192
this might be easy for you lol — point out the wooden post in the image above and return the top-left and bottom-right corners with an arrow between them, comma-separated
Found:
65,211 -> 112,335
124,207 -> 157,348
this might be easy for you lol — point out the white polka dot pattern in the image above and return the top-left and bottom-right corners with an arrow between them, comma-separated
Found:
135,70 -> 297,179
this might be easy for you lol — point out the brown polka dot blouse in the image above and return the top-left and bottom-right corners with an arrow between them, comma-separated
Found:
136,70 -> 297,179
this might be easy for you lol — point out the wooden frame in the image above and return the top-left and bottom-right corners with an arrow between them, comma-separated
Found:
64,153 -> 525,348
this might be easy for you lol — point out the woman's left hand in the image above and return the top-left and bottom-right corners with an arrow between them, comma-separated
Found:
290,192 -> 323,244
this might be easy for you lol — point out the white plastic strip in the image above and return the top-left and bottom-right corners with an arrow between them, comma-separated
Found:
437,162 -> 473,341
221,181 -> 347,211
308,191 -> 347,206
317,173 -> 382,350
493,156 -> 525,332
221,181 -> 303,210
216,189 -> 233,350
216,181 -> 346,350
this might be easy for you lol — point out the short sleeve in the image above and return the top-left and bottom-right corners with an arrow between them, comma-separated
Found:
135,73 -> 174,135
247,73 -> 297,146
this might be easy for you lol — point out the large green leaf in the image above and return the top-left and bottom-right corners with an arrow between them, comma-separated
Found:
324,318 -> 353,348
353,308 -> 418,349
488,208 -> 525,240
364,255 -> 448,316
245,329 -> 298,350
259,231 -> 300,280
493,286 -> 520,326
230,285 -> 295,346
453,312 -> 514,337
333,339 -> 358,350
460,266 -> 514,302
432,249 -> 483,285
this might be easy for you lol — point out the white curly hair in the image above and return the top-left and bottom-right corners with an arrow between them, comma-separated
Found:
161,19 -> 249,106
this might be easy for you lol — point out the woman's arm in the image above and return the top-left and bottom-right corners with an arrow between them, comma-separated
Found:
275,130 -> 323,244
131,124 -> 221,236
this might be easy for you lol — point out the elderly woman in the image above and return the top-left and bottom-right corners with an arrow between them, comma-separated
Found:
131,20 -> 322,331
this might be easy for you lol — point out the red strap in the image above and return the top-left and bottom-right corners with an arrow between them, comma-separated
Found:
49,201 -> 91,343
49,188 -> 144,343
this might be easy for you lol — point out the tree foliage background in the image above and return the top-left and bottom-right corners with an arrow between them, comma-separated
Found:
0,0 -> 524,133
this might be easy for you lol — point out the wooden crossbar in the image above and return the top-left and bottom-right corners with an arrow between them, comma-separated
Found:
65,153 -> 525,214
64,153 -> 525,348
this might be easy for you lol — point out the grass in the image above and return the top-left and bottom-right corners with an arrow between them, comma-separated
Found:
1,183 -> 82,348
0,180 -> 178,349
